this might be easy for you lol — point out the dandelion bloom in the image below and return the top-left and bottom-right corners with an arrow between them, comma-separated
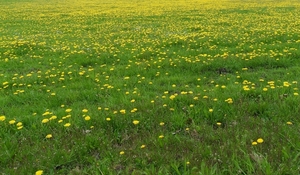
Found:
45,134 -> 52,139
169,95 -> 176,100
64,123 -> 71,127
49,116 -> 57,120
140,145 -> 146,149
120,109 -> 126,114
35,170 -> 43,175
217,122 -> 222,126
252,141 -> 258,145
257,138 -> 264,143
0,115 -> 6,121
133,120 -> 139,125
84,116 -> 91,121
65,109 -> 72,113
160,122 -> 165,126
120,151 -> 125,155
16,122 -> 22,127
159,135 -> 164,139
9,120 -> 16,124
82,109 -> 88,113
106,118 -> 111,121
286,121 -> 293,125
42,119 -> 49,124
209,109 -> 213,112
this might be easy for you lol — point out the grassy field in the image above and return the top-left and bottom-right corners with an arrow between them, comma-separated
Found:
1,0 -> 300,174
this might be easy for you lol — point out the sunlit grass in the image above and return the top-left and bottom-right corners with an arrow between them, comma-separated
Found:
1,0 -> 300,174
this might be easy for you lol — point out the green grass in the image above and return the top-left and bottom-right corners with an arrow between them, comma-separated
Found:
1,0 -> 300,174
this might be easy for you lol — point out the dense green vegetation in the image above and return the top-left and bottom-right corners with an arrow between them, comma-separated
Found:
0,0 -> 300,174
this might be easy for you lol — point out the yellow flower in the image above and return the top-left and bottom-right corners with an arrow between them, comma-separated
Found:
35,170 -> 43,175
257,138 -> 264,143
120,109 -> 126,114
49,116 -> 57,120
82,109 -> 88,113
64,123 -> 71,127
65,109 -> 72,113
84,116 -> 91,121
286,121 -> 293,125
120,151 -> 125,155
217,122 -> 221,126
140,145 -> 146,149
133,120 -> 139,125
17,126 -> 23,130
106,118 -> 111,121
0,115 -> 6,121
42,111 -> 51,116
9,120 -> 16,124
45,134 -> 52,139
16,122 -> 22,127
159,135 -> 164,139
169,95 -> 176,100
209,109 -> 213,112
252,141 -> 258,145
42,119 -> 49,123
160,122 -> 165,126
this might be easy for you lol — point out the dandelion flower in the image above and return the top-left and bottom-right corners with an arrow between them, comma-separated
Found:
257,138 -> 264,143
49,116 -> 57,120
16,122 -> 22,127
140,145 -> 146,149
9,120 -> 16,124
120,151 -> 125,155
65,109 -> 72,113
64,123 -> 71,127
82,109 -> 88,113
286,121 -> 293,125
217,122 -> 221,126
35,170 -> 43,175
0,115 -> 6,121
84,116 -> 91,121
159,135 -> 164,139
42,119 -> 49,123
160,122 -> 165,126
106,118 -> 111,121
252,141 -> 258,145
169,95 -> 176,100
133,120 -> 139,125
209,109 -> 213,112
120,109 -> 126,114
45,134 -> 52,139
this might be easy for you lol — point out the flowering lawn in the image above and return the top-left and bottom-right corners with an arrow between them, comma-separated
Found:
1,0 -> 300,174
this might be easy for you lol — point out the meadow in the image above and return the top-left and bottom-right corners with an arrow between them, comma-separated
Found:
0,0 -> 300,174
